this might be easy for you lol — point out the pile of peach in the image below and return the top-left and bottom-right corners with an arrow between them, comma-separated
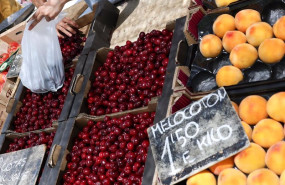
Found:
186,92 -> 285,185
199,9 -> 285,87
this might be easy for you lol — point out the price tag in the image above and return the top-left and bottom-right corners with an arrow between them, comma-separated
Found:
0,145 -> 46,185
147,87 -> 250,185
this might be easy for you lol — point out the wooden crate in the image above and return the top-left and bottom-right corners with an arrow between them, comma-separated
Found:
40,99 -> 157,184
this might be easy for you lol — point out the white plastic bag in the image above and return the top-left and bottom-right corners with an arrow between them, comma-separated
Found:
20,14 -> 64,93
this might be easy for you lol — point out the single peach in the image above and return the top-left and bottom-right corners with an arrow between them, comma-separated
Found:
267,92 -> 285,123
218,168 -> 246,185
238,95 -> 268,125
209,156 -> 234,175
200,34 -> 223,58
216,66 -> 243,87
247,168 -> 279,185
186,170 -> 216,185
234,142 -> 266,174
280,170 -> 285,185
215,0 -> 238,7
230,43 -> 258,69
241,121 -> 252,141
258,38 -> 285,64
273,16 -> 285,40
235,9 -> 261,33
231,101 -> 239,114
252,118 -> 284,148
222,31 -> 247,52
246,22 -> 273,47
213,14 -> 236,38
265,141 -> 285,175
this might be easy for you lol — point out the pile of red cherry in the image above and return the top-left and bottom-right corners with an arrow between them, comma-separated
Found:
59,31 -> 86,63
6,131 -> 55,153
87,29 -> 173,116
62,112 -> 155,185
12,67 -> 74,133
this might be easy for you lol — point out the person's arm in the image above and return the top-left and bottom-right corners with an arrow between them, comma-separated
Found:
29,0 -> 70,30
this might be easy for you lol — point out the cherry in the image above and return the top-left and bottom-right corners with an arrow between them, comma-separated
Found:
127,142 -> 134,151
62,113 -> 155,184
59,31 -> 85,63
87,29 -> 172,116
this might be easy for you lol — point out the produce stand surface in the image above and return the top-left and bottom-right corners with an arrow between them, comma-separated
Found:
111,0 -> 191,47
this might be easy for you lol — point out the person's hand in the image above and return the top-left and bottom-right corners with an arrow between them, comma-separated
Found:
56,17 -> 79,38
28,0 -> 69,30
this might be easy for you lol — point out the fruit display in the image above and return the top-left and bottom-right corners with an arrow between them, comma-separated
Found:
62,112 -> 155,185
189,8 -> 285,93
59,31 -> 86,64
12,67 -> 74,133
186,91 -> 285,185
87,29 -> 173,116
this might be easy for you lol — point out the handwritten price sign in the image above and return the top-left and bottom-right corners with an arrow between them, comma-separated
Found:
147,88 -> 250,185
0,145 -> 46,185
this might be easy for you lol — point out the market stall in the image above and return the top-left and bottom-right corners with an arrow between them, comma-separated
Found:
0,0 -> 284,184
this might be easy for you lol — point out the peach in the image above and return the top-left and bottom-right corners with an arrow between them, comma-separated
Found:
213,14 -> 236,38
200,34 -> 223,58
235,9 -> 261,33
234,143 -> 266,174
252,118 -> 284,148
267,92 -> 285,122
281,170 -> 285,185
218,168 -> 246,185
215,0 -> 238,7
230,43 -> 258,69
186,170 -> 216,185
231,101 -> 239,114
209,156 -> 234,175
216,66 -> 243,87
258,38 -> 285,64
222,31 -> 247,53
265,141 -> 285,175
247,168 -> 279,185
238,95 -> 268,125
241,121 -> 252,141
273,16 -> 285,40
246,22 -> 273,47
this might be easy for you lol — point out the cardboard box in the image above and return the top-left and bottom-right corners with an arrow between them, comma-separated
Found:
0,77 -> 20,108
183,5 -> 206,45
0,102 -> 8,133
